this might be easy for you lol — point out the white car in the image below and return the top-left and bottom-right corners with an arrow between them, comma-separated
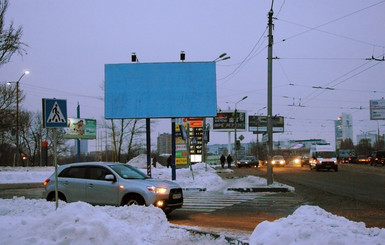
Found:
44,162 -> 183,214
271,155 -> 286,167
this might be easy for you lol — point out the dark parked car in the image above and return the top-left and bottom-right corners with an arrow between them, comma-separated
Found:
371,151 -> 385,166
236,156 -> 259,168
44,162 -> 183,214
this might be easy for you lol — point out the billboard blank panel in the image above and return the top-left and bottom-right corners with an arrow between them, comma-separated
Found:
105,62 -> 216,119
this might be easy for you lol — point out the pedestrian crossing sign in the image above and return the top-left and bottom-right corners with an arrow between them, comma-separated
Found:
42,98 -> 68,128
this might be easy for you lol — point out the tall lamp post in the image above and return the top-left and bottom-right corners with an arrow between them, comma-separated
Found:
7,70 -> 30,166
234,96 -> 248,163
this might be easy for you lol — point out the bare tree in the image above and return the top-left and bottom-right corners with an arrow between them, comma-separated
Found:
105,118 -> 145,163
0,0 -> 27,67
110,119 -> 128,162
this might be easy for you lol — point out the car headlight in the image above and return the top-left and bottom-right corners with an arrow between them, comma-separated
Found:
147,186 -> 168,194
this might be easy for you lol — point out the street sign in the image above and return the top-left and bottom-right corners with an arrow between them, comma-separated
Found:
42,99 -> 67,128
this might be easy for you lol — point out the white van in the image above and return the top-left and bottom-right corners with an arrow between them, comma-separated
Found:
309,144 -> 338,171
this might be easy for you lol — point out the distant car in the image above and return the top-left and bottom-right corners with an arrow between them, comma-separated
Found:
236,156 -> 259,168
300,156 -> 310,167
357,155 -> 371,164
43,162 -> 183,214
271,155 -> 286,167
292,156 -> 302,165
371,151 -> 385,166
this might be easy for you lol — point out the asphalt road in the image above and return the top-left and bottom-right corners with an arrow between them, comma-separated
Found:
250,163 -> 385,228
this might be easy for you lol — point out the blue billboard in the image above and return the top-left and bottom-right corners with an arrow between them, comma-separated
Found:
105,62 -> 216,119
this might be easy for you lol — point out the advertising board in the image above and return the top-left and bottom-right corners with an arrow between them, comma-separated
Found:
105,62 -> 216,119
64,118 -> 97,139
370,99 -> 385,120
213,111 -> 246,132
248,115 -> 284,133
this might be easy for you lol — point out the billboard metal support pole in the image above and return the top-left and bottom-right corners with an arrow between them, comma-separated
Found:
171,118 -> 176,180
146,118 -> 151,177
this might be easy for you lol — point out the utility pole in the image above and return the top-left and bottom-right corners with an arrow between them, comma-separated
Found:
266,8 -> 274,185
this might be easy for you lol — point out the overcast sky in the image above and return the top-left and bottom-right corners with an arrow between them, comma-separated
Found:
2,0 -> 385,150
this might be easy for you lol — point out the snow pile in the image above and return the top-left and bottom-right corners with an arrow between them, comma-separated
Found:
0,198 -> 384,245
250,205 -> 385,245
0,198 -> 228,245
0,166 -> 54,183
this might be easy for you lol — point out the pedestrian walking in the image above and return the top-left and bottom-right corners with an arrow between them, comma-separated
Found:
152,157 -> 157,168
227,154 -> 233,168
167,155 -> 172,168
220,154 -> 226,168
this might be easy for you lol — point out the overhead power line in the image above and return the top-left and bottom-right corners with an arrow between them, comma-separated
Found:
217,27 -> 268,84
277,0 -> 385,48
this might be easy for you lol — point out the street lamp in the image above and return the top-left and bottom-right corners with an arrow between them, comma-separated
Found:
213,53 -> 230,62
234,96 -> 248,163
7,70 -> 29,166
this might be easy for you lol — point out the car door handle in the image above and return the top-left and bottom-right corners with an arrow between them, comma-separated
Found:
63,181 -> 69,185
88,183 -> 94,188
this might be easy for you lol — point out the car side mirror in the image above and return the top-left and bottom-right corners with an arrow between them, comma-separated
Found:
105,174 -> 115,182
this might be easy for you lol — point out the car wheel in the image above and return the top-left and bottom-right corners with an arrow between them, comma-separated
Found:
47,192 -> 66,202
123,194 -> 145,206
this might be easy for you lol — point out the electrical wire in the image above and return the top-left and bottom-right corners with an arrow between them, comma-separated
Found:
217,27 -> 268,84
277,18 -> 385,48
277,0 -> 385,45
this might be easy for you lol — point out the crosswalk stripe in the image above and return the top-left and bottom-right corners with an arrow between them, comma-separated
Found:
179,191 -> 261,212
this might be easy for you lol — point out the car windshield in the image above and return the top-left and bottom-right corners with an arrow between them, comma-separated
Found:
315,151 -> 336,158
243,156 -> 255,160
273,156 -> 284,160
109,164 -> 149,179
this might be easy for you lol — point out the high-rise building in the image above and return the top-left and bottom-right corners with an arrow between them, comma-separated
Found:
335,113 -> 353,149
157,133 -> 171,154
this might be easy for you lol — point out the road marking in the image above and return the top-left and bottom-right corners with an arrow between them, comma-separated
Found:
180,191 -> 261,212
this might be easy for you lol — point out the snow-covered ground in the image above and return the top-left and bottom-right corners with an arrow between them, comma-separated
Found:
0,155 -> 384,244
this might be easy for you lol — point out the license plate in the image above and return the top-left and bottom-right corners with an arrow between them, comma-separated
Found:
172,193 -> 181,199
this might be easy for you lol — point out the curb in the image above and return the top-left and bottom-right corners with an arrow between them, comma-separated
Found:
0,183 -> 43,189
182,187 -> 290,192
170,226 -> 249,245
182,188 -> 207,191
227,187 -> 290,192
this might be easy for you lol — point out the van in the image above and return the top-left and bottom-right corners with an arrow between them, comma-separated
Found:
309,143 -> 338,171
